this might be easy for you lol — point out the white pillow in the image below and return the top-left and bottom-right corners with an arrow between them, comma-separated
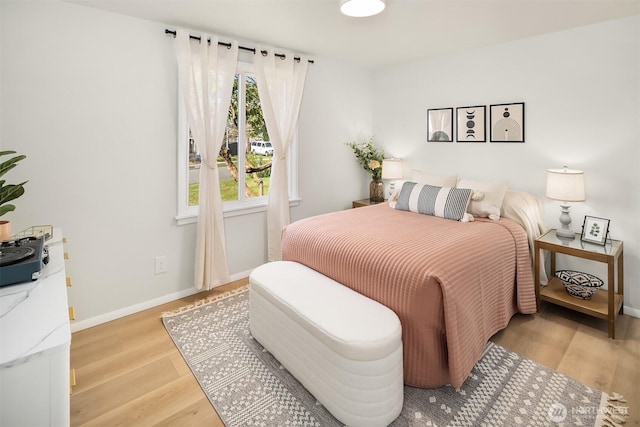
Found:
457,178 -> 509,220
388,185 -> 403,208
471,200 -> 501,220
412,170 -> 458,187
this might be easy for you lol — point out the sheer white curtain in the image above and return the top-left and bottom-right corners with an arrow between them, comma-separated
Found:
174,30 -> 238,290
254,50 -> 309,261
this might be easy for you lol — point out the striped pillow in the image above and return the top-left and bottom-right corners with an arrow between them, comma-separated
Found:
395,182 -> 472,221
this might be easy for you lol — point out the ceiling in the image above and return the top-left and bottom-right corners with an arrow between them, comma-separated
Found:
66,0 -> 640,69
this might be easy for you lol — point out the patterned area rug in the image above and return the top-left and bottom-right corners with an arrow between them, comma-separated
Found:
162,285 -> 613,427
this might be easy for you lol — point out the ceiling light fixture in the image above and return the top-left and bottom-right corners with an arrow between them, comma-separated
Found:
339,0 -> 386,17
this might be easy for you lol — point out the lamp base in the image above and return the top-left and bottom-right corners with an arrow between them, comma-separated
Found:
556,203 -> 575,239
555,227 -> 575,239
388,180 -> 397,199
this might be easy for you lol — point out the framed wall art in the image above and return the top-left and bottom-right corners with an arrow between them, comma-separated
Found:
456,106 -> 486,142
490,102 -> 525,142
580,215 -> 610,246
427,108 -> 453,142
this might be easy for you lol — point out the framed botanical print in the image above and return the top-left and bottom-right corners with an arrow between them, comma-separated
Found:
490,102 -> 525,142
427,108 -> 453,142
580,215 -> 610,245
456,106 -> 486,142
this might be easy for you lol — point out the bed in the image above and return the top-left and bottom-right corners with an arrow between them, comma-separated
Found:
281,188 -> 545,388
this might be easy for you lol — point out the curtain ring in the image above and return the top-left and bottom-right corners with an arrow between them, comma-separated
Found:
261,50 -> 268,57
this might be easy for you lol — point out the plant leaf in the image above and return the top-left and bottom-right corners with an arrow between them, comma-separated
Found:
0,153 -> 26,179
0,151 -> 27,217
0,183 -> 26,205
0,204 -> 15,217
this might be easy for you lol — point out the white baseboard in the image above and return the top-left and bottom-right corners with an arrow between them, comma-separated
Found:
70,270 -> 251,333
624,305 -> 640,319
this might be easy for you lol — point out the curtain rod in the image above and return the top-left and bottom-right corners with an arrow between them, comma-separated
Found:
164,29 -> 314,64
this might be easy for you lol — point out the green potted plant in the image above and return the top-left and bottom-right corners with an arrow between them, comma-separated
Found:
346,138 -> 385,202
0,150 -> 27,240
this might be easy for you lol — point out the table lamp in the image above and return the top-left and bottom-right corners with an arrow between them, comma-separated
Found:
546,167 -> 586,239
382,158 -> 403,198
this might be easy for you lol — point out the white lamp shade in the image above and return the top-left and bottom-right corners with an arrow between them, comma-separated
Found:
382,159 -> 403,180
339,0 -> 386,17
546,168 -> 586,202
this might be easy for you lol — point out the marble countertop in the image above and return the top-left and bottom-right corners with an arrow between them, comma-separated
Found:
0,231 -> 71,368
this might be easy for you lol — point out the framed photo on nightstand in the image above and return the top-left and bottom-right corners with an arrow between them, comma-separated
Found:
580,215 -> 610,245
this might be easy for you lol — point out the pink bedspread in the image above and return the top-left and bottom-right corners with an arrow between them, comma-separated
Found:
281,203 -> 536,388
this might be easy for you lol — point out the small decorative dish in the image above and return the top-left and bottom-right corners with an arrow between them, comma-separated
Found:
554,270 -> 604,300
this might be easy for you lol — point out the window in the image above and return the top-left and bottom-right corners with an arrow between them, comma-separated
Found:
189,72 -> 271,205
176,61 -> 299,224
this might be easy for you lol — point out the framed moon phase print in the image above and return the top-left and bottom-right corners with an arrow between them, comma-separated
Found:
456,106 -> 486,142
427,108 -> 453,142
490,102 -> 525,142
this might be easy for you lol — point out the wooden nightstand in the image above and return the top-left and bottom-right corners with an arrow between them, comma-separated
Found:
352,198 -> 386,208
534,229 -> 624,338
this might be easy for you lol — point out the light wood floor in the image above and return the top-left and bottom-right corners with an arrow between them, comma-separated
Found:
70,278 -> 639,426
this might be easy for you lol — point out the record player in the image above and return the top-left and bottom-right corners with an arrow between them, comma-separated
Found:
0,236 -> 49,287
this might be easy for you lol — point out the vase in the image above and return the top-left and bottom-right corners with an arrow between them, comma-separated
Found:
369,178 -> 384,203
0,220 -> 10,241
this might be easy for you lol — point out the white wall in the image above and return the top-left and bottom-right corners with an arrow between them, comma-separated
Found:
294,57 -> 375,219
0,1 -> 373,328
372,16 -> 640,314
4,1 -> 636,326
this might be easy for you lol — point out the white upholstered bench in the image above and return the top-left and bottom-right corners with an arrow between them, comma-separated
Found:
249,261 -> 403,427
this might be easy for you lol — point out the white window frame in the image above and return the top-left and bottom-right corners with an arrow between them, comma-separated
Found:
175,60 -> 300,226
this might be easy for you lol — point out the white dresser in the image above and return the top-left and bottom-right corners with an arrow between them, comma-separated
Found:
0,229 -> 71,426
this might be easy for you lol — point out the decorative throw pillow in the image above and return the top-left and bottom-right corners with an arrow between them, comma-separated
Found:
457,178 -> 509,220
387,184 -> 406,208
471,200 -> 501,220
395,182 -> 472,221
412,170 -> 458,188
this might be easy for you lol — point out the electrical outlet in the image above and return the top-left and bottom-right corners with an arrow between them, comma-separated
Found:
155,255 -> 168,274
